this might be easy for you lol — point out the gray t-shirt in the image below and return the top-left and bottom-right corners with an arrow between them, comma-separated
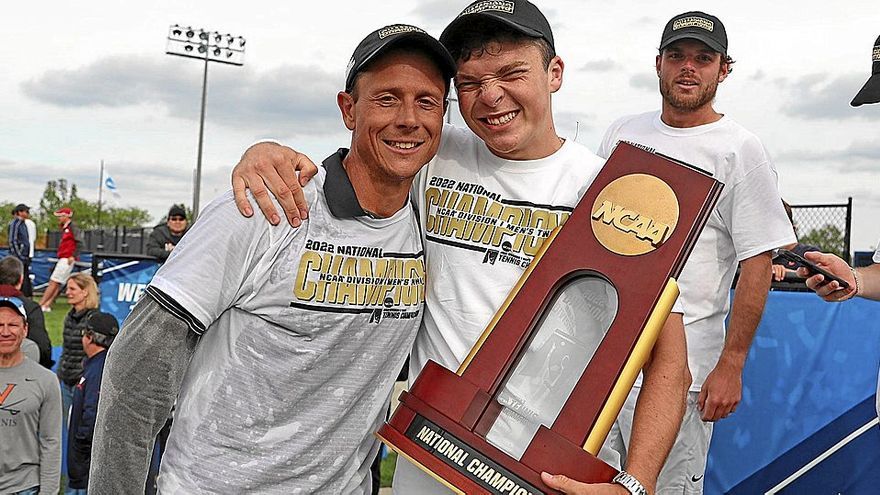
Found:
150,152 -> 425,494
0,357 -> 62,494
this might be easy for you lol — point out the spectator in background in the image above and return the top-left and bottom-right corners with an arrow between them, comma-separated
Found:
0,296 -> 62,495
147,205 -> 189,263
771,200 -> 821,282
39,207 -> 82,312
8,204 -> 35,297
57,273 -> 99,439
68,312 -> 118,494
0,256 -> 53,368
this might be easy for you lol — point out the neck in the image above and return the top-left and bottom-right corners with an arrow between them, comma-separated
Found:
85,346 -> 105,358
73,303 -> 87,312
660,102 -> 722,128
342,154 -> 414,218
0,350 -> 24,368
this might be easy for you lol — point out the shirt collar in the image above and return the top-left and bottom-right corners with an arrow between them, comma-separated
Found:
322,148 -> 371,219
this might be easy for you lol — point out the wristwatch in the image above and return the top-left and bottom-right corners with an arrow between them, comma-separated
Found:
613,470 -> 648,495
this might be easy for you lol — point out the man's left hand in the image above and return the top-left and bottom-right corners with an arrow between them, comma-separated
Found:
541,473 -> 628,494
697,356 -> 742,421
67,256 -> 76,264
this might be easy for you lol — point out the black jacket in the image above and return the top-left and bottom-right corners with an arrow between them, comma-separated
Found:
58,307 -> 94,385
0,285 -> 54,368
146,224 -> 188,262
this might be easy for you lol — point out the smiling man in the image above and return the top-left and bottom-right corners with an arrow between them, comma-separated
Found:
230,2 -> 692,494
89,24 -> 455,494
597,11 -> 795,495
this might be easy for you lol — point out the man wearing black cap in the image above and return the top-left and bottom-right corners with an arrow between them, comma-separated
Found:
8,204 -> 34,297
229,2 -> 691,494
851,35 -> 880,106
67,312 -> 117,493
596,11 -> 795,494
90,24 -> 454,494
0,296 -> 62,495
146,204 -> 190,263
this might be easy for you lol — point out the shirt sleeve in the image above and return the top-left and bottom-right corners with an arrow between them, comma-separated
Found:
39,373 -> 63,495
721,162 -> 796,262
148,191 -> 273,332
596,121 -> 619,160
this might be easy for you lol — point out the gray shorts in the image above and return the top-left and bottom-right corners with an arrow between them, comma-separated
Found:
604,388 -> 713,495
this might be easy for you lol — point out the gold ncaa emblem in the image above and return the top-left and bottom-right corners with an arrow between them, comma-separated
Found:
591,174 -> 679,256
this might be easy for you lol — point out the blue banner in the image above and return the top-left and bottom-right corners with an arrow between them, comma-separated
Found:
0,248 -> 93,289
95,255 -> 159,324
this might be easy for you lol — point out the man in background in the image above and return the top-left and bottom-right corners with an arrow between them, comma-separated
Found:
8,204 -> 35,297
68,312 -> 118,493
147,205 -> 189,263
0,256 -> 53,368
0,296 -> 62,495
597,11 -> 795,494
38,207 -> 82,312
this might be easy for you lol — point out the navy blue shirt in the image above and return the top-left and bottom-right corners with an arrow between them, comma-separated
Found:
68,350 -> 107,489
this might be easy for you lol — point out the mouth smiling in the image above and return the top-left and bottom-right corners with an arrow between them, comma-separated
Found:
482,110 -> 519,126
383,139 -> 424,151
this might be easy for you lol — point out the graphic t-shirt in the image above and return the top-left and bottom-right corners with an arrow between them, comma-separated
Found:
394,125 -> 607,494
0,358 -> 62,494
598,111 -> 796,391
150,150 -> 425,494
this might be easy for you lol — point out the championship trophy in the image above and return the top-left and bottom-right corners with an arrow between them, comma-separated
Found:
377,143 -> 723,494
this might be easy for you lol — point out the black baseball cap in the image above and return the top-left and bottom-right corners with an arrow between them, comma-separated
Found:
660,11 -> 727,55
85,312 -> 119,339
168,204 -> 187,219
344,24 -> 457,93
440,0 -> 555,56
851,35 -> 880,107
12,204 -> 29,214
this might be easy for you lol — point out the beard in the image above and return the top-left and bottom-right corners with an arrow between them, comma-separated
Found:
659,73 -> 719,111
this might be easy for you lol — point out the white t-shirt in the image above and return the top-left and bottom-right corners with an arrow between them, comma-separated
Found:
393,125 -> 608,494
24,219 -> 36,258
598,111 -> 796,391
150,152 -> 425,494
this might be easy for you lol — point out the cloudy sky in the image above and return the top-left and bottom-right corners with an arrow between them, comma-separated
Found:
2,1 -> 878,250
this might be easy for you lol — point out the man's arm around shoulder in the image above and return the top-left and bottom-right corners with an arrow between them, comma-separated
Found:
89,295 -> 199,494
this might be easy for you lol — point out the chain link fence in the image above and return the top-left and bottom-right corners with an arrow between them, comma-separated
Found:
790,198 -> 852,263
46,226 -> 154,255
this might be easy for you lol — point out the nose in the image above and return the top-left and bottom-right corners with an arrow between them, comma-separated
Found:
478,80 -> 504,107
396,100 -> 419,129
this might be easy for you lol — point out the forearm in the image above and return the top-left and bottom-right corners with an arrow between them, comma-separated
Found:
89,296 -> 199,494
722,253 -> 772,366
625,314 -> 690,493
856,264 -> 880,301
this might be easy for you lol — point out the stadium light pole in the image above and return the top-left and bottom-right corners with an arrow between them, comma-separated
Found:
166,25 -> 246,219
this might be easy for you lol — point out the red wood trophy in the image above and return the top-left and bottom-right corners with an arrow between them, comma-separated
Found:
377,143 -> 723,494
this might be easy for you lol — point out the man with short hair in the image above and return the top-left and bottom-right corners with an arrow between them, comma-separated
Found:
231,2 -> 691,494
68,312 -> 118,493
90,24 -> 455,494
8,204 -> 34,297
38,207 -> 82,312
0,256 -> 53,368
0,296 -> 62,495
147,205 -> 189,263
596,11 -> 795,494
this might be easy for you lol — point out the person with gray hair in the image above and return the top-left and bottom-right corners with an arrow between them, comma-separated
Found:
0,256 -> 53,368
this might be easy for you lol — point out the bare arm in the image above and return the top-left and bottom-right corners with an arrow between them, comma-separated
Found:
231,141 -> 319,227
698,251 -> 772,421
88,295 -> 200,494
801,252 -> 880,302
543,313 -> 689,494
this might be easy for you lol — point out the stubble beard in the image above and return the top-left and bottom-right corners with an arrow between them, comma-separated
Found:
660,74 -> 719,112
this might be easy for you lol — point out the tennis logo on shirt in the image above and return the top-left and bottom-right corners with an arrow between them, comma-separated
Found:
424,177 -> 572,269
590,174 -> 679,256
291,241 -> 425,323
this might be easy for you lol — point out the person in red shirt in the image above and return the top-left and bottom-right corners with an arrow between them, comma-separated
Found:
38,207 -> 82,312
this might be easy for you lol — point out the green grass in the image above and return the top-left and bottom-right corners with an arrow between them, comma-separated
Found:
380,451 -> 398,487
30,295 -> 70,346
